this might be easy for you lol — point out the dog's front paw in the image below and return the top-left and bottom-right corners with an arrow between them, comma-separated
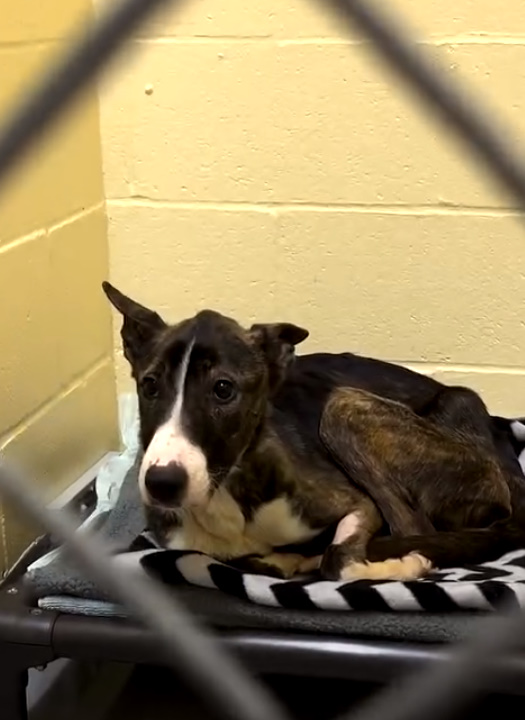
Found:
256,553 -> 321,579
228,556 -> 287,578
320,543 -> 366,581
231,553 -> 322,579
250,559 -> 288,579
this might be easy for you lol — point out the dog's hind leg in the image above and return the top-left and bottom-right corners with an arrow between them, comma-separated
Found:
320,387 -> 437,538
319,386 -> 511,580
321,386 -> 510,533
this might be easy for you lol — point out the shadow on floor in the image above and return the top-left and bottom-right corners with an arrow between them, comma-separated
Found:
31,660 -> 525,720
107,666 -> 379,720
107,665 -> 525,720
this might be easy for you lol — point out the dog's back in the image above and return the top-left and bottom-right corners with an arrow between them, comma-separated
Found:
271,350 -> 442,447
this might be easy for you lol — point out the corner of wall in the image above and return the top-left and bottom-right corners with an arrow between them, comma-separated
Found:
0,0 -> 119,572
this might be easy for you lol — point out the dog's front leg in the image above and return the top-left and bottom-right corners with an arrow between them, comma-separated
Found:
319,506 -> 380,580
229,553 -> 322,579
320,506 -> 433,582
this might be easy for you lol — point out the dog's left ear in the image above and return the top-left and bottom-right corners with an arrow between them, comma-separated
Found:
249,322 -> 309,391
102,281 -> 167,368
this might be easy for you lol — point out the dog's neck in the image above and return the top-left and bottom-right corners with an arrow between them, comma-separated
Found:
226,416 -> 297,510
144,420 -> 308,556
143,402 -> 299,549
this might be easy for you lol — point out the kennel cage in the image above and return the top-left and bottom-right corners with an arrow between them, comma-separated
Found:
2,1 -> 525,719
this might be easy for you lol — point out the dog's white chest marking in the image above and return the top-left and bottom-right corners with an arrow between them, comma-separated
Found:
167,491 -> 318,560
249,498 -> 318,548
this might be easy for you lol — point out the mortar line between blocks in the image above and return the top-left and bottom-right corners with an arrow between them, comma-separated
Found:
0,201 -> 105,256
400,362 -> 525,375
131,36 -> 525,47
107,198 -> 524,218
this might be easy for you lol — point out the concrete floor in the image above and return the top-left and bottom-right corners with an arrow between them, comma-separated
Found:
30,660 -> 525,720
106,666 -> 525,720
106,666 -> 378,720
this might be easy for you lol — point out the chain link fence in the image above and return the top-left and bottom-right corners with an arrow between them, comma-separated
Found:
2,1 -> 525,719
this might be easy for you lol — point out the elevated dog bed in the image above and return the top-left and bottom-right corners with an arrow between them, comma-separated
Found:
24,396 -> 525,617
5,396 -> 525,720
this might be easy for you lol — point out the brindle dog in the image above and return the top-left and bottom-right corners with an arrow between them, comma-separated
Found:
102,281 -> 525,582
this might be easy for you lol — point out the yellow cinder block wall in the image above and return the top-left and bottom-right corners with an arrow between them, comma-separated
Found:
12,0 -> 525,574
98,0 -> 525,418
0,0 -> 118,572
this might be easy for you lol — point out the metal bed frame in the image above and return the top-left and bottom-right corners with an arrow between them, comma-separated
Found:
2,1 -> 525,719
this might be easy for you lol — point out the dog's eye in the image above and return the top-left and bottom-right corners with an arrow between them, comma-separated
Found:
141,375 -> 159,400
213,379 -> 236,402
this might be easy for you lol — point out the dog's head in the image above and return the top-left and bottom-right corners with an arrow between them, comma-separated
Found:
102,282 -> 308,514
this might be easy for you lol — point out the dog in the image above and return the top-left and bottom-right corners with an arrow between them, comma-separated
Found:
102,281 -> 525,582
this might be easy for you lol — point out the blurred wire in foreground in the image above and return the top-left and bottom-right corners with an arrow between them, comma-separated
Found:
338,601 -> 525,720
0,0 -> 185,188
319,0 -> 525,718
1,0 -> 525,719
325,0 -> 525,212
0,459 -> 291,720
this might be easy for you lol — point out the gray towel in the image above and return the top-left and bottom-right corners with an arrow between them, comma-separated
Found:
26,457 -> 145,602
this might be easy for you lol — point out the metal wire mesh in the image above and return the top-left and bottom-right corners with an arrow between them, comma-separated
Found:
2,1 -> 525,719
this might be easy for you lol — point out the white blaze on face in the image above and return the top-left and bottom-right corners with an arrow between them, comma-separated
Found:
139,339 -> 211,507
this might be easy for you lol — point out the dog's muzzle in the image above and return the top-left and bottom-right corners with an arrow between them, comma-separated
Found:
139,420 -> 212,507
143,462 -> 188,506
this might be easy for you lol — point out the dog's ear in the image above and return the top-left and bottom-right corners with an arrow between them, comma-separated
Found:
249,322 -> 309,391
102,281 -> 166,367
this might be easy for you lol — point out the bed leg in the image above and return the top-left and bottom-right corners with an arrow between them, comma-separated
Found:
0,582 -> 57,720
0,653 -> 28,720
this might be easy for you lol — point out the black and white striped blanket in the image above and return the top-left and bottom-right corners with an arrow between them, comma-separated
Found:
117,418 -> 525,613
131,541 -> 525,612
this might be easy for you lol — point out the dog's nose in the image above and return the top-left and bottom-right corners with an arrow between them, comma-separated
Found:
144,462 -> 188,505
